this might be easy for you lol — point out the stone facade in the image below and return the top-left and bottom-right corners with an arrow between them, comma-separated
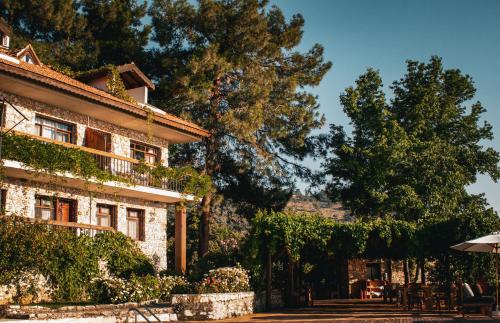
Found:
0,90 -> 169,166
171,292 -> 255,321
0,90 -> 174,270
1,178 -> 168,269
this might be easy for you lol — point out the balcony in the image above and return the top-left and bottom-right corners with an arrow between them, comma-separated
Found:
1,131 -> 195,203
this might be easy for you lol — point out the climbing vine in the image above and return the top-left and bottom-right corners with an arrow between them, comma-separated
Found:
1,132 -> 211,197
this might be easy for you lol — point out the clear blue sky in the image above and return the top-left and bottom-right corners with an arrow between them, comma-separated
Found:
271,0 -> 500,212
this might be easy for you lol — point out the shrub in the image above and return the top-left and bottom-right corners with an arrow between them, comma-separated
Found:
0,216 -> 155,303
93,232 -> 155,278
158,276 -> 191,300
196,266 -> 250,294
90,274 -> 160,304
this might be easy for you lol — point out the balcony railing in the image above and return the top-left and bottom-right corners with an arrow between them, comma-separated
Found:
9,131 -> 188,193
26,217 -> 115,237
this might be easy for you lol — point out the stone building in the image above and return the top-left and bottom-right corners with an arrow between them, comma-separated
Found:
285,191 -> 405,298
0,21 -> 208,272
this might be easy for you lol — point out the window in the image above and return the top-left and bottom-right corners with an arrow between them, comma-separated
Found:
35,196 -> 77,222
1,189 -> 6,213
96,204 -> 116,228
366,263 -> 382,280
126,208 -> 145,241
35,115 -> 75,143
130,141 -> 159,164
35,195 -> 55,220
1,32 -> 8,47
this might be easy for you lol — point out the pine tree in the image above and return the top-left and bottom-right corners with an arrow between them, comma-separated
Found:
149,0 -> 331,256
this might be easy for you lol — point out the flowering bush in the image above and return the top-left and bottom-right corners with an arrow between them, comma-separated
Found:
196,266 -> 250,293
90,274 -> 191,303
90,274 -> 160,303
158,275 -> 191,300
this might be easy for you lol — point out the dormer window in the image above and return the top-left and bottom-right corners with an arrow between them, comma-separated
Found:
23,54 -> 33,64
0,31 -> 8,48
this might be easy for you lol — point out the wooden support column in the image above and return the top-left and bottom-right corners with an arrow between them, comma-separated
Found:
175,204 -> 187,275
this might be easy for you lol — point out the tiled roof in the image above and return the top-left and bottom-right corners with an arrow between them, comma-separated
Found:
0,50 -> 209,138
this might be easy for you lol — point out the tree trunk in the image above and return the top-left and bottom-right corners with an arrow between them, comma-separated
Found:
286,255 -> 295,306
266,249 -> 272,310
420,259 -> 426,284
403,259 -> 410,285
198,135 -> 216,258
414,259 -> 420,283
198,193 -> 211,258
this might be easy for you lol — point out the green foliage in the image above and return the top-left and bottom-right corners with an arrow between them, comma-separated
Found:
250,208 -> 499,267
2,131 -> 117,182
1,132 -> 211,197
1,0 -> 150,70
0,216 -> 155,302
319,57 -> 499,221
92,232 -> 154,278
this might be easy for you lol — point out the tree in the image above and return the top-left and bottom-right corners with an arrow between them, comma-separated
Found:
319,56 -> 499,221
0,0 -> 95,70
81,0 -> 151,66
149,0 -> 331,256
0,0 -> 150,70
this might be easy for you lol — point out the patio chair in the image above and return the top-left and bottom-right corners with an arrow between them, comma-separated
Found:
458,282 -> 494,317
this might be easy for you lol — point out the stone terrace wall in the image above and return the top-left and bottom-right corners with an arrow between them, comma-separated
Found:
171,292 -> 255,321
1,303 -> 177,322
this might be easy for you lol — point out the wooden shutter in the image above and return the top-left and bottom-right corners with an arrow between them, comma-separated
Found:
110,205 -> 117,229
0,189 -> 6,213
85,128 -> 110,152
69,199 -> 78,222
139,211 -> 145,241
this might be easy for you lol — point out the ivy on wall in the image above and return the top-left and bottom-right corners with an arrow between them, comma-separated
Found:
1,132 -> 212,198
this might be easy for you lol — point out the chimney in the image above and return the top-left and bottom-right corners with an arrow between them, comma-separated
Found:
0,19 -> 11,49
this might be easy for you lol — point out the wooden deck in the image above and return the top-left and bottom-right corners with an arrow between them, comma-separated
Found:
215,299 -> 499,322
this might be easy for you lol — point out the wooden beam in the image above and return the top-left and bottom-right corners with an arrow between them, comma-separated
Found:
175,205 -> 187,274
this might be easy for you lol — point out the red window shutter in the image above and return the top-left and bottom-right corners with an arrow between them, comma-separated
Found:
70,200 -> 78,223
85,128 -> 110,152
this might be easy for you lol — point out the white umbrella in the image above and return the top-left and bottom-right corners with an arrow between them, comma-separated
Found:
451,232 -> 500,312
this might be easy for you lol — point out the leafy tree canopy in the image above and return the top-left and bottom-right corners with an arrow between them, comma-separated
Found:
318,57 -> 499,221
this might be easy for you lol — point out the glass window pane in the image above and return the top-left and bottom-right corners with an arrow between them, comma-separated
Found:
99,216 -> 109,227
42,127 -> 55,139
57,123 -> 71,131
100,207 -> 110,215
128,219 -> 138,240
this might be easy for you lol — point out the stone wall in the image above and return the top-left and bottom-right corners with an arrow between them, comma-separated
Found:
0,178 -> 168,270
1,303 -> 177,322
1,90 -> 169,166
171,292 -> 255,321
